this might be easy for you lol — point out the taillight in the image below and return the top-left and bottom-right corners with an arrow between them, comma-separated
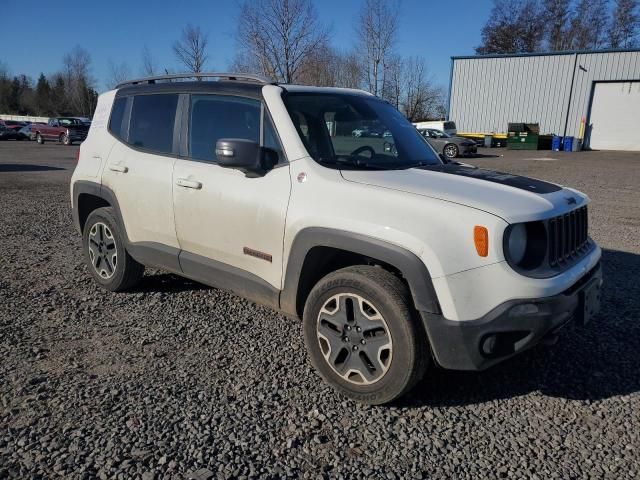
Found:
76,149 -> 80,161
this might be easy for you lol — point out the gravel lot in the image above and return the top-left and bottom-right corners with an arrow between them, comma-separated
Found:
1,141 -> 639,479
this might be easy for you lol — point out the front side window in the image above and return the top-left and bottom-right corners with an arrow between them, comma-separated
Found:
283,93 -> 440,170
129,94 -> 179,154
189,95 -> 260,162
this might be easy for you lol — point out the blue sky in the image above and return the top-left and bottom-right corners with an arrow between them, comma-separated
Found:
1,0 -> 491,92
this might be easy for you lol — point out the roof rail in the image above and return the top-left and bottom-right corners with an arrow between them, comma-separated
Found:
116,72 -> 275,89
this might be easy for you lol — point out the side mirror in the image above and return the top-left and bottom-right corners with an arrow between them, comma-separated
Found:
215,139 -> 275,176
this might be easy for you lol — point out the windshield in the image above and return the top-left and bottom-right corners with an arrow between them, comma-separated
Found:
59,118 -> 83,126
283,93 -> 441,170
424,129 -> 451,139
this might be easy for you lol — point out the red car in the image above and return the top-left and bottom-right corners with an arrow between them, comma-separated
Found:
33,117 -> 89,145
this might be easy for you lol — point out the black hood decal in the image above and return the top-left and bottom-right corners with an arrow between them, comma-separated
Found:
417,164 -> 561,194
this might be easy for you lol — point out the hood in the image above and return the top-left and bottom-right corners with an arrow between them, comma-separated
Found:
341,164 -> 588,223
452,136 -> 476,145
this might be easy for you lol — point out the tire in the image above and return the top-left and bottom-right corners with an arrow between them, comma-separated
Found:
82,207 -> 144,291
443,143 -> 459,159
36,133 -> 44,144
303,265 -> 429,405
59,133 -> 71,145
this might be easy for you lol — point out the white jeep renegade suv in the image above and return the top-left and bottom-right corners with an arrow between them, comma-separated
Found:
71,73 -> 602,404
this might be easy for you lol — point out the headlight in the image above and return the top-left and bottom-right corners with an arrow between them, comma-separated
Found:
504,221 -> 547,271
507,224 -> 527,264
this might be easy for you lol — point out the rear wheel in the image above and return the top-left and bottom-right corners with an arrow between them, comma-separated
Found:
36,133 -> 44,144
303,265 -> 429,405
443,143 -> 459,159
83,207 -> 144,291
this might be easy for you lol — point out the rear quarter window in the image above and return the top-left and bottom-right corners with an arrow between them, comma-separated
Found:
108,97 -> 127,140
129,94 -> 179,154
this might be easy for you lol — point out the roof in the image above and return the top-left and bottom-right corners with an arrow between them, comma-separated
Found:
116,80 -> 266,99
452,47 -> 640,61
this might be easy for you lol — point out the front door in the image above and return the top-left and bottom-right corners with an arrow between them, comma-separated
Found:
172,94 -> 291,290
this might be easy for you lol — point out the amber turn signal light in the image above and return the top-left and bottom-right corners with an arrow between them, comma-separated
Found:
474,226 -> 489,257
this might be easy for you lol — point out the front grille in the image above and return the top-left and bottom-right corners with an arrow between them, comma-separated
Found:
547,206 -> 590,267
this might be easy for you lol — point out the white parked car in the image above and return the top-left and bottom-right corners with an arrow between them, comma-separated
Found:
413,120 -> 457,136
71,73 -> 602,404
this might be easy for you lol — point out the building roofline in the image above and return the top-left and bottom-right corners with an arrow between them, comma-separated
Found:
451,47 -> 640,61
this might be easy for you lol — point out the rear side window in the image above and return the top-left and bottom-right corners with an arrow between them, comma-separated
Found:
108,97 -> 127,140
189,95 -> 260,162
129,94 -> 179,154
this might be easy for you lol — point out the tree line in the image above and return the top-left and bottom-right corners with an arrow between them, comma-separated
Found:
0,46 -> 98,118
3,0 -> 638,120
477,0 -> 639,54
0,0 -> 445,122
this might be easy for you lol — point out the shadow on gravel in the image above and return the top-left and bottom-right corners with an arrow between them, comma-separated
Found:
402,248 -> 640,408
470,152 -> 502,159
132,273 -> 208,293
0,163 -> 65,172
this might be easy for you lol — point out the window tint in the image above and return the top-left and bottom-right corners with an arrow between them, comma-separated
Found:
129,94 -> 178,154
189,95 -> 260,162
108,97 -> 127,139
283,93 -> 440,169
263,113 -> 284,162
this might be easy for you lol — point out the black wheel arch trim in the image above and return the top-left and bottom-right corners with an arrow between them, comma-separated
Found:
280,227 -> 441,317
72,180 -> 277,308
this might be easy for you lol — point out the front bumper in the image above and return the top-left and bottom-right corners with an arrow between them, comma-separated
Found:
69,133 -> 87,141
461,144 -> 477,156
421,263 -> 603,371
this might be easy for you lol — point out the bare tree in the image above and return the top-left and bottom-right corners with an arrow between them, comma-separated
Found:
357,0 -> 399,96
297,45 -> 339,86
236,0 -> 329,83
381,55 -> 402,109
476,0 -> 544,54
570,0 -> 609,49
107,60 -> 131,89
173,24 -> 209,76
542,0 -> 573,51
609,0 -> 639,48
400,57 -> 444,122
333,52 -> 363,89
140,45 -> 156,76
62,45 -> 96,116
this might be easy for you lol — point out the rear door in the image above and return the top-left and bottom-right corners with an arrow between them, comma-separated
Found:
101,93 -> 180,253
172,93 -> 291,290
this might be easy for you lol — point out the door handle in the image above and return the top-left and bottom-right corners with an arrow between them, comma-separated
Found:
176,178 -> 202,190
108,164 -> 128,173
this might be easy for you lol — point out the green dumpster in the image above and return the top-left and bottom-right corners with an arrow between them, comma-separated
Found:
507,123 -> 540,150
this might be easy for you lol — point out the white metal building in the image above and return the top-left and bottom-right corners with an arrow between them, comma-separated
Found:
448,49 -> 640,151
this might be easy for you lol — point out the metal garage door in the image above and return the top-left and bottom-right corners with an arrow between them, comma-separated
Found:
589,81 -> 640,151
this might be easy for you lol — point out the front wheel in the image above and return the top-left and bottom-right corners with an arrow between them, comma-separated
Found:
443,143 -> 459,159
36,133 -> 44,144
83,207 -> 144,291
303,266 -> 429,405
60,133 -> 72,145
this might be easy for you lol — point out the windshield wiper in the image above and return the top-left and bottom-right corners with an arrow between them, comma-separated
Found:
399,161 -> 438,169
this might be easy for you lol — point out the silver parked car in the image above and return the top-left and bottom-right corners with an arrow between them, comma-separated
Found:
418,128 -> 477,159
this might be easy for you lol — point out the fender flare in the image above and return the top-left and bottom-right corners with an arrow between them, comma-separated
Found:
280,227 -> 441,317
72,181 -> 180,272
